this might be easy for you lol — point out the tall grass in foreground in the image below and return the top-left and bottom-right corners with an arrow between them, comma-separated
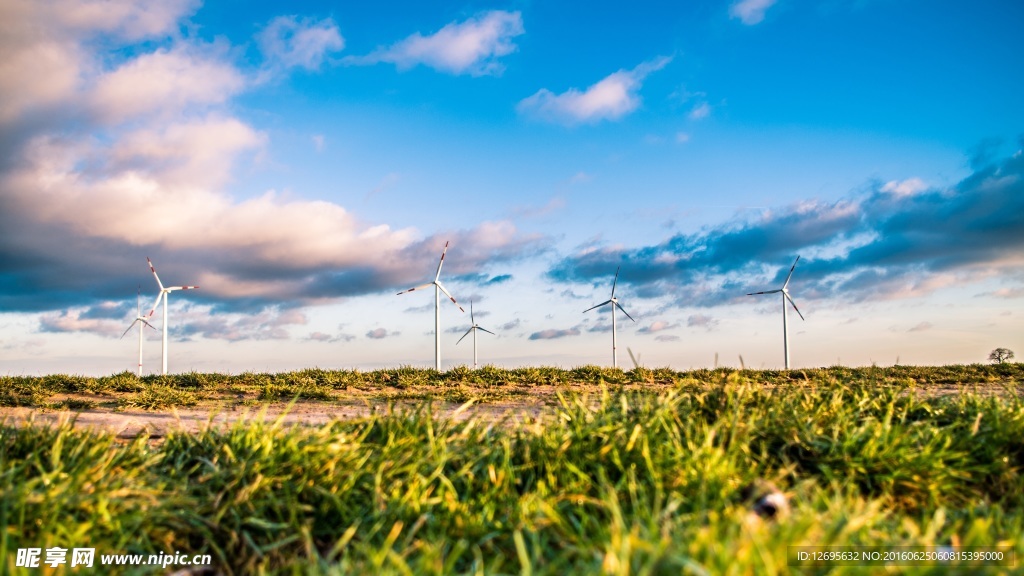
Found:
3,376 -> 1023,574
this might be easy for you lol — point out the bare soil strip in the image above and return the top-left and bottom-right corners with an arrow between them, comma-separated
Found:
0,385 -> 591,438
2,380 -> 1016,439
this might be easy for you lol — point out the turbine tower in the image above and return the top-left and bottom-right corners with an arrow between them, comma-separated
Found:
146,257 -> 198,375
120,286 -> 156,376
747,255 -> 805,369
397,241 -> 464,371
457,300 -> 495,369
583,266 -> 635,368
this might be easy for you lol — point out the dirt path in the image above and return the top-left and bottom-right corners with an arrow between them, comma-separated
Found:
2,379 -> 1015,439
0,388 -> 578,439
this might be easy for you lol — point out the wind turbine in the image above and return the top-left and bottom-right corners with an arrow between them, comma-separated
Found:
146,257 -> 198,375
456,300 -> 495,369
583,266 -> 635,368
397,241 -> 464,371
120,286 -> 156,376
747,255 -> 805,370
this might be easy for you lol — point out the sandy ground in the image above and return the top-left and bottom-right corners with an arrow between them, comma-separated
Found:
0,385 -> 601,439
1,380 -> 1015,440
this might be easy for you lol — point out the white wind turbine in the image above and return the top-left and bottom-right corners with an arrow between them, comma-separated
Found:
146,257 -> 198,375
120,286 -> 157,376
457,300 -> 495,369
747,255 -> 805,370
583,266 -> 635,369
397,241 -> 464,371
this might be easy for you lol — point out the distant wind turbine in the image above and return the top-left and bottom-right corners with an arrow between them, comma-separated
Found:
457,300 -> 495,369
583,266 -> 635,369
120,286 -> 157,376
747,256 -> 805,369
397,241 -> 464,371
146,257 -> 198,375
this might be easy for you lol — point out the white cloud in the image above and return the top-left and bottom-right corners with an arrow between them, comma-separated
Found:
638,320 -> 677,334
349,11 -> 523,76
368,172 -> 401,198
258,16 -> 344,72
90,46 -> 246,124
689,102 -> 711,120
687,314 -> 719,330
0,0 -> 200,123
0,3 -> 547,315
177,306 -> 308,342
517,57 -> 671,124
881,177 -> 928,197
907,321 -> 934,332
730,0 -> 778,25
675,132 -> 691,143
39,309 -> 122,337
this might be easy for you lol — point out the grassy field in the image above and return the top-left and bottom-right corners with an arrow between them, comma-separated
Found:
2,364 -> 1023,574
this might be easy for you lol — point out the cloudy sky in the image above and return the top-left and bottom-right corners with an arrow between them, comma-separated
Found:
1,0 -> 1022,375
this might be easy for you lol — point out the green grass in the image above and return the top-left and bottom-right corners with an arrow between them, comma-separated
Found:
2,363 -> 1021,410
2,367 -> 1023,574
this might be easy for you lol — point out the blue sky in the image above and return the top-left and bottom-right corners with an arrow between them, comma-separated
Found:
1,0 -> 1021,375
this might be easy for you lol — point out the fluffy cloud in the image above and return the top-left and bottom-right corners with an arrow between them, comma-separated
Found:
638,320 -> 678,334
0,0 -> 200,124
881,177 -> 928,197
528,327 -> 580,340
40,308 -> 124,337
548,147 -> 1024,306
518,57 -> 671,124
366,328 -> 396,339
907,321 -> 933,333
90,46 -> 245,124
0,2 -> 549,335
179,306 -> 308,341
258,16 -> 344,72
348,11 -> 523,76
730,0 -> 777,25
687,314 -> 719,330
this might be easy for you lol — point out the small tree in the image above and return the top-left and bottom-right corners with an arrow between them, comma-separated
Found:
989,348 -> 1015,364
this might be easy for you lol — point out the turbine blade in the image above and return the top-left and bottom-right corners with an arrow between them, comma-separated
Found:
478,327 -> 496,336
611,266 -> 621,298
583,300 -> 612,314
747,289 -> 782,296
136,285 -> 142,316
146,293 -> 163,317
470,300 -> 475,324
627,347 -> 639,369
141,319 -> 157,331
436,282 -> 464,312
147,257 -> 165,291
397,283 -> 433,295
783,255 -> 800,289
120,320 -> 140,339
167,285 -> 198,291
785,293 -> 805,321
456,327 -> 473,345
434,241 -> 450,281
615,301 -> 636,322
